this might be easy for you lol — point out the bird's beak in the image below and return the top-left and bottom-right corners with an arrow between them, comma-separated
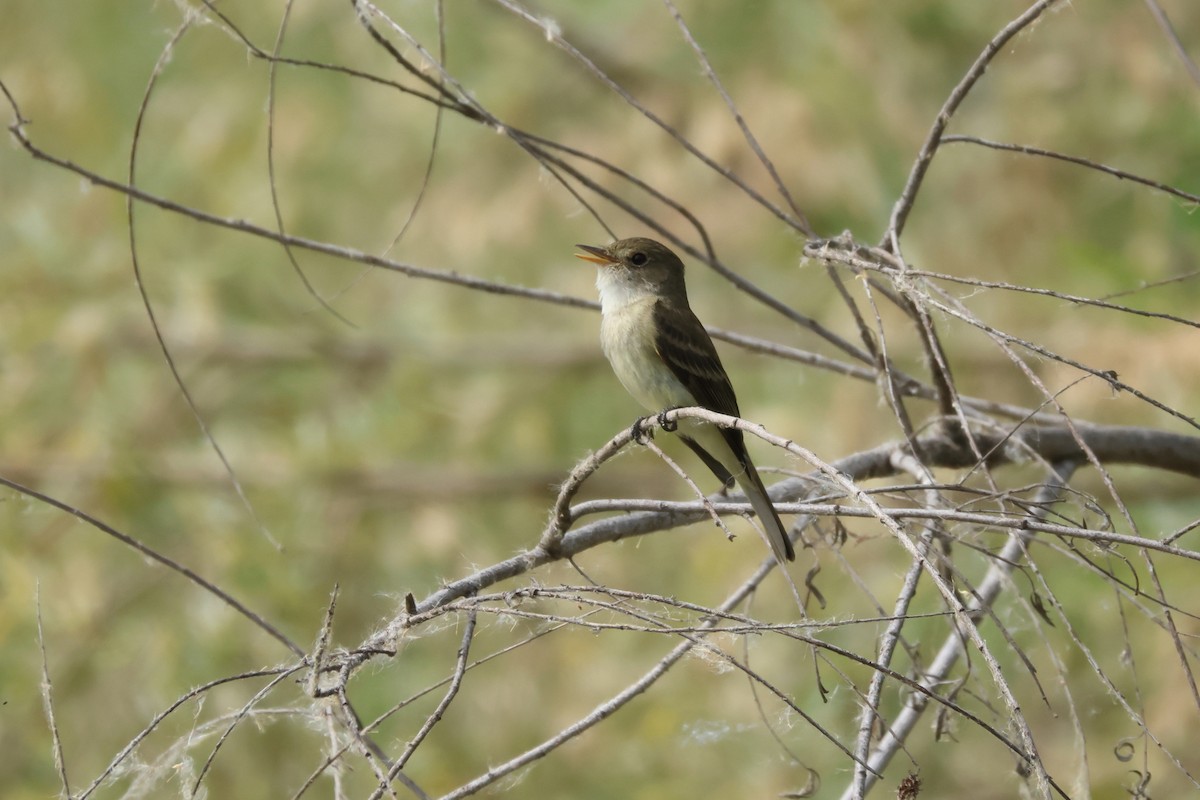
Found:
574,244 -> 616,265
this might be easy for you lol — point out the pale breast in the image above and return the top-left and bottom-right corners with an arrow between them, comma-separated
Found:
600,298 -> 693,412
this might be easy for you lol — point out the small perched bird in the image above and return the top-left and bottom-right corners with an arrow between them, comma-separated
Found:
575,237 -> 794,563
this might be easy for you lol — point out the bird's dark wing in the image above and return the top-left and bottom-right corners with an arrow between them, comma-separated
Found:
652,300 -> 748,459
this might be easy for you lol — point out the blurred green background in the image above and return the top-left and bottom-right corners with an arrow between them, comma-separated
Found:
2,1 -> 1198,797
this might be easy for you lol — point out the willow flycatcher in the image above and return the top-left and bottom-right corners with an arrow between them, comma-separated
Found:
575,237 -> 795,563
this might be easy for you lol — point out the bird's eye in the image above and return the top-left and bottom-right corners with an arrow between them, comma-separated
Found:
630,252 -> 648,266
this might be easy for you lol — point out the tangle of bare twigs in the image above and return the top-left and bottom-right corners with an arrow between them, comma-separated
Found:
3,1 -> 1200,798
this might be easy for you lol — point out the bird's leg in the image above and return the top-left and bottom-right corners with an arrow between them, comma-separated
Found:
631,408 -> 680,444
629,415 -> 655,444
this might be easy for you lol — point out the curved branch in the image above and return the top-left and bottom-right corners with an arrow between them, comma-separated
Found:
364,410 -> 1200,657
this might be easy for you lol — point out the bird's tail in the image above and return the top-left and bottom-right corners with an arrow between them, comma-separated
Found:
735,457 -> 795,564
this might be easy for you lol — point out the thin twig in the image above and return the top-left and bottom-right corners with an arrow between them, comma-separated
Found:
846,462 -> 1078,798
813,242 -> 1200,330
125,13 -> 281,550
566,499 -> 1200,562
1142,0 -> 1200,89
35,586 -> 71,800
849,451 -> 943,799
639,434 -> 739,545
368,611 -> 477,798
77,667 -> 303,800
489,0 -> 810,234
192,671 -> 299,795
291,623 -> 571,799
661,0 -> 814,236
265,0 -> 357,327
941,135 -> 1200,205
431,558 -> 782,799
885,0 -> 1062,243
0,475 -> 303,656
1024,528 -> 1200,789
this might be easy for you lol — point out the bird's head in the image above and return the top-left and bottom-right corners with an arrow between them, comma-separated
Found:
575,237 -> 688,306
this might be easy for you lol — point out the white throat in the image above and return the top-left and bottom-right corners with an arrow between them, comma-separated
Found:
596,268 -> 656,313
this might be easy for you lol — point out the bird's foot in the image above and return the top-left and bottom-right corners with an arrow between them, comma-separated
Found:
631,410 -> 679,443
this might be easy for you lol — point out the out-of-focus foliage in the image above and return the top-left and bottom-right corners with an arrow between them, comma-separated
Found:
1,1 -> 1198,798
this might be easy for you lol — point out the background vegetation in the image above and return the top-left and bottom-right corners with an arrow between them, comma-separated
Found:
2,1 -> 1198,798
